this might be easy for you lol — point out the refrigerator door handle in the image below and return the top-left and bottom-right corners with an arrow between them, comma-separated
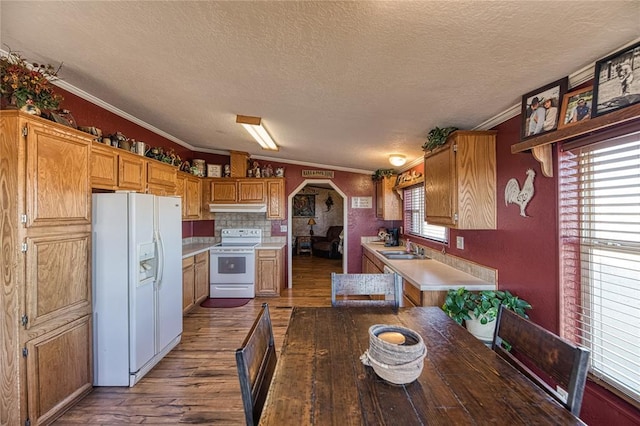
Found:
155,230 -> 165,287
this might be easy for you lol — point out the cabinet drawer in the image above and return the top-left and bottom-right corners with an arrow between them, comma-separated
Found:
195,251 -> 208,264
182,256 -> 195,268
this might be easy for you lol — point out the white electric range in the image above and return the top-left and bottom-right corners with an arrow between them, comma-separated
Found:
209,228 -> 261,298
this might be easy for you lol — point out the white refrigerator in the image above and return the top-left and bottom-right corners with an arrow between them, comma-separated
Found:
92,192 -> 183,386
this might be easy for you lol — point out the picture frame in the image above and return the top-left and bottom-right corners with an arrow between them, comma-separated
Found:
207,164 -> 222,178
558,86 -> 593,129
592,41 -> 640,117
293,194 -> 315,217
520,77 -> 568,140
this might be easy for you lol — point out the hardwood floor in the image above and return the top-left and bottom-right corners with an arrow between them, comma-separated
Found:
54,255 -> 342,425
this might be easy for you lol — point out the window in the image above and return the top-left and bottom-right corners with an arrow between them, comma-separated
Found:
559,132 -> 640,404
404,184 -> 448,243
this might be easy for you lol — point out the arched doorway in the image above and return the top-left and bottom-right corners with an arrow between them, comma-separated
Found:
287,179 -> 347,287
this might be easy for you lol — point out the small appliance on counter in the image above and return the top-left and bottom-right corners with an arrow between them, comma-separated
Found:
385,228 -> 400,246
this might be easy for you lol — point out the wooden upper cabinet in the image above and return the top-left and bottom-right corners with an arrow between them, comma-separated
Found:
24,118 -> 92,228
209,178 -> 266,203
266,178 -> 285,220
118,150 -> 146,192
423,130 -> 497,229
209,179 -> 238,202
177,172 -> 202,220
237,179 -> 266,203
375,176 -> 402,220
147,161 -> 177,195
90,142 -> 118,189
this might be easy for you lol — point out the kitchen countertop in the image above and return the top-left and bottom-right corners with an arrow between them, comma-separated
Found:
362,242 -> 494,291
182,241 -> 286,258
256,242 -> 286,249
182,242 -> 217,258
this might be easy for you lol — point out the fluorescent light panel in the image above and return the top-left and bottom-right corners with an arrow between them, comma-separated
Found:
236,115 -> 278,151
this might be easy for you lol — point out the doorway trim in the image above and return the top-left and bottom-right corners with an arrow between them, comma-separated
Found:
287,179 -> 347,288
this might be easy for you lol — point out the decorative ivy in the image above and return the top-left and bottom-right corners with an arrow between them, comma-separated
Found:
372,168 -> 397,181
422,126 -> 458,151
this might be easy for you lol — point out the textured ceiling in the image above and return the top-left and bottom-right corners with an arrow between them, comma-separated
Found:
1,1 -> 639,173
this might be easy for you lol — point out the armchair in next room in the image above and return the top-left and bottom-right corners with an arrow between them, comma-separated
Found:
312,226 -> 344,259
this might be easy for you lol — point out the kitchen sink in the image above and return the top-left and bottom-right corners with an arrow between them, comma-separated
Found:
377,250 -> 405,255
377,251 -> 429,260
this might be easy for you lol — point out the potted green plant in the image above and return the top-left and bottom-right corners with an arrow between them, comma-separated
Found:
442,288 -> 532,342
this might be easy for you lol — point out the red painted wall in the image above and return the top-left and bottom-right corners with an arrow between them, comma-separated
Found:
57,87 -> 638,424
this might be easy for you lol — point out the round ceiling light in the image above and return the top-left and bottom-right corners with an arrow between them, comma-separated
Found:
388,154 -> 406,167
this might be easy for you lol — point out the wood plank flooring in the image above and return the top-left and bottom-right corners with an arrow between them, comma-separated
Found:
54,255 -> 342,425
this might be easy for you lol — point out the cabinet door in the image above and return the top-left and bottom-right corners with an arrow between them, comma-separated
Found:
375,176 -> 402,220
255,250 -> 279,296
266,179 -> 285,219
175,174 -> 186,217
119,152 -> 146,191
238,180 -> 266,203
209,180 -> 237,202
424,143 -> 457,226
25,315 -> 92,426
185,176 -> 202,219
24,231 -> 92,334
194,252 -> 209,303
90,142 -> 118,189
25,122 -> 91,228
147,161 -> 177,195
182,257 -> 195,314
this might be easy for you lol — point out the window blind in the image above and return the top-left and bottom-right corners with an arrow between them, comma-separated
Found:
403,184 -> 448,243
559,132 -> 640,404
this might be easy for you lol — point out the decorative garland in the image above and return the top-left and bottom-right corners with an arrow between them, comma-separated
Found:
422,126 -> 458,151
372,168 -> 397,181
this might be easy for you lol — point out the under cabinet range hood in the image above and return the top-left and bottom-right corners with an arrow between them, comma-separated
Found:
209,203 -> 267,213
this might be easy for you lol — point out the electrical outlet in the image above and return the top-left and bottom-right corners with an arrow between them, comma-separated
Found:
280,225 -> 287,232
456,236 -> 464,250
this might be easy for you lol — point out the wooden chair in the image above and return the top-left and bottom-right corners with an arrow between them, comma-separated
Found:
331,272 -> 402,308
235,303 -> 277,426
492,305 -> 590,416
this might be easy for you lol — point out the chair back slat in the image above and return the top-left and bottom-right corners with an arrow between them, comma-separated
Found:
236,303 -> 277,426
492,305 -> 590,415
331,273 -> 401,308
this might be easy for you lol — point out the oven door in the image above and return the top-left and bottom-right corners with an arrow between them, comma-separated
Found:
210,251 -> 255,284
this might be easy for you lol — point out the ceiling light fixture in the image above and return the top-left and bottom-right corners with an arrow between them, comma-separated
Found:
388,154 -> 407,167
236,115 -> 279,151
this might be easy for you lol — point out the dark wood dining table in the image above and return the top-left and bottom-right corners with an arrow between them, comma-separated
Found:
259,306 -> 585,425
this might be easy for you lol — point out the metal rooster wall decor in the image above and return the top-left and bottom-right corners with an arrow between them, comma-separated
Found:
505,169 -> 536,217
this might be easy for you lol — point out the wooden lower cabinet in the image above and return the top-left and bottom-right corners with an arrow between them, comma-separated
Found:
403,279 -> 447,307
183,252 -> 209,314
255,248 -> 284,296
24,315 -> 93,426
362,248 -> 384,273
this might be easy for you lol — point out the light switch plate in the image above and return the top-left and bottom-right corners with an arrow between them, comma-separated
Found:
280,225 -> 287,232
456,236 -> 464,250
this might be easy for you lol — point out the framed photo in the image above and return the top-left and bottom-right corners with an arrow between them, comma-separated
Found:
293,194 -> 315,217
558,87 -> 593,129
207,164 -> 222,178
593,41 -> 640,117
520,77 -> 568,140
